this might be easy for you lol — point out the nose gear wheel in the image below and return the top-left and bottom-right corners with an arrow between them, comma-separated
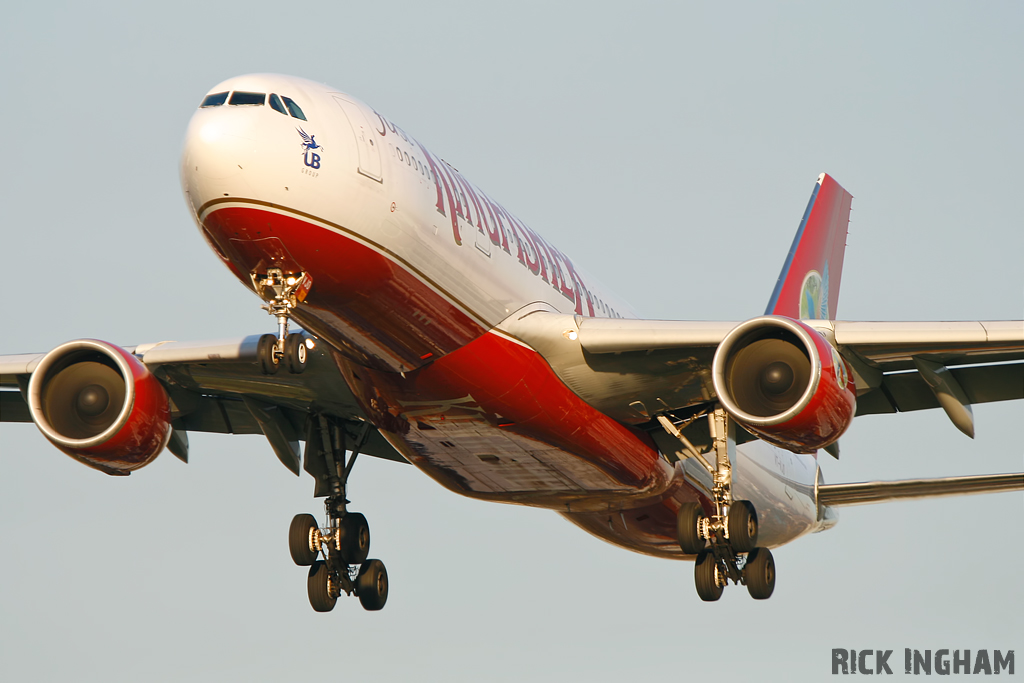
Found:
252,268 -> 312,375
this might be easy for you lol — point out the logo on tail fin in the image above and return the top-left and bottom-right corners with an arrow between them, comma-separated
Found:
798,262 -> 830,319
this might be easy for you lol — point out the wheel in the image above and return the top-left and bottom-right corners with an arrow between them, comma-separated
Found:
307,560 -> 337,612
676,502 -> 706,555
356,559 -> 388,611
728,500 -> 758,553
744,547 -> 776,600
258,334 -> 279,375
288,513 -> 319,566
694,551 -> 723,601
284,333 -> 307,374
338,513 -> 370,564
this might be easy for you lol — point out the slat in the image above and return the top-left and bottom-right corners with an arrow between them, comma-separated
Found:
0,354 -> 44,386
579,319 -> 736,354
139,335 -> 262,364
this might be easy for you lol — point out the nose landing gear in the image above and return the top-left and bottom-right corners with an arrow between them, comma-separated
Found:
252,268 -> 313,375
664,407 -> 777,601
289,417 -> 390,612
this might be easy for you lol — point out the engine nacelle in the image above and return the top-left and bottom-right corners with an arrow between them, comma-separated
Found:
712,316 -> 856,453
27,339 -> 171,474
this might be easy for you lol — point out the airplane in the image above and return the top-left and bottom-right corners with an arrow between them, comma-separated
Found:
1,73 -> 1021,612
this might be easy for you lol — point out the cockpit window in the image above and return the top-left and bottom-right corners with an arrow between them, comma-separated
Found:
281,96 -> 307,121
229,91 -> 266,106
200,92 -> 229,108
269,94 -> 288,116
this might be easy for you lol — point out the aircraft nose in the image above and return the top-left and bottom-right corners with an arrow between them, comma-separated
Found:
180,106 -> 260,210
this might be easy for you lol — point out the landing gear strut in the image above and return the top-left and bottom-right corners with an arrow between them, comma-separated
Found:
662,406 -> 777,601
288,417 -> 389,612
252,268 -> 313,375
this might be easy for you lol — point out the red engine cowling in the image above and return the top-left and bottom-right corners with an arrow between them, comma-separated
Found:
27,339 -> 171,474
711,316 -> 856,453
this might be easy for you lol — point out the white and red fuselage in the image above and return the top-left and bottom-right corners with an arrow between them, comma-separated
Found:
181,74 -> 830,558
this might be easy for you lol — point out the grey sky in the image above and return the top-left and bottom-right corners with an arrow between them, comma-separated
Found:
1,2 -> 1021,680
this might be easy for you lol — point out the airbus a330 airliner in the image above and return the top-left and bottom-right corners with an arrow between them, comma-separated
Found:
2,74 -> 1021,611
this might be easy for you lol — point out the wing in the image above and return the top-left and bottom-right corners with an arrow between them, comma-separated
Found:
0,334 -> 403,476
498,309 -> 1024,436
804,320 -> 1024,444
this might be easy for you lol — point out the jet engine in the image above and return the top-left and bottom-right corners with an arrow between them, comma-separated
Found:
712,316 -> 856,453
27,339 -> 171,474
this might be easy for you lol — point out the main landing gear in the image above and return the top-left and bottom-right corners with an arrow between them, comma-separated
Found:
661,407 -> 777,601
252,268 -> 314,375
289,417 -> 389,612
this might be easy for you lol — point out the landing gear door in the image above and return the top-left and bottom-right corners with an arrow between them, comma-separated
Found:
332,96 -> 382,182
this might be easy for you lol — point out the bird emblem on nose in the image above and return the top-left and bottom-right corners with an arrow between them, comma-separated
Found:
297,128 -> 324,152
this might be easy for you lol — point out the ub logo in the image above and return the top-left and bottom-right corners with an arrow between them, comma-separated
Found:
297,128 -> 323,169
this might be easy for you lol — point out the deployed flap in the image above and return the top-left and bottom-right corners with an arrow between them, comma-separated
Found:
818,472 -> 1023,507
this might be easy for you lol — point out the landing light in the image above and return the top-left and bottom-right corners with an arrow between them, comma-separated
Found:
304,339 -> 316,350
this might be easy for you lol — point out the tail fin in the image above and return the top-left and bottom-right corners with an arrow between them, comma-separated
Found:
764,173 -> 853,320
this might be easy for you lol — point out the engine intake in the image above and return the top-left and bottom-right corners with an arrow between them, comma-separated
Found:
28,340 -> 171,474
712,316 -> 856,453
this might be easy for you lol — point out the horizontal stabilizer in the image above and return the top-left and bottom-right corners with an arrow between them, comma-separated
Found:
818,472 -> 1023,507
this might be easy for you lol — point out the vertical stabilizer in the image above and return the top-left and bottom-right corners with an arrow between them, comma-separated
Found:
764,174 -> 853,320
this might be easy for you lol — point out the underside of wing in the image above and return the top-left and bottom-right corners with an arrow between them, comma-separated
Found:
499,310 -> 1024,441
0,334 -> 404,477
823,321 -> 1024,430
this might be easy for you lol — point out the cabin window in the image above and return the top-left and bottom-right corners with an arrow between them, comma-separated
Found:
229,91 -> 265,106
269,94 -> 288,115
281,96 -> 307,120
200,92 -> 229,107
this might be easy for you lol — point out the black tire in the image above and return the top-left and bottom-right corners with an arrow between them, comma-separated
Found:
307,560 -> 337,612
284,333 -> 307,374
694,552 -> 723,602
745,547 -> 776,600
289,513 -> 319,566
258,334 -> 279,375
728,500 -> 758,553
339,513 -> 371,564
357,559 -> 388,611
676,502 -> 706,555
